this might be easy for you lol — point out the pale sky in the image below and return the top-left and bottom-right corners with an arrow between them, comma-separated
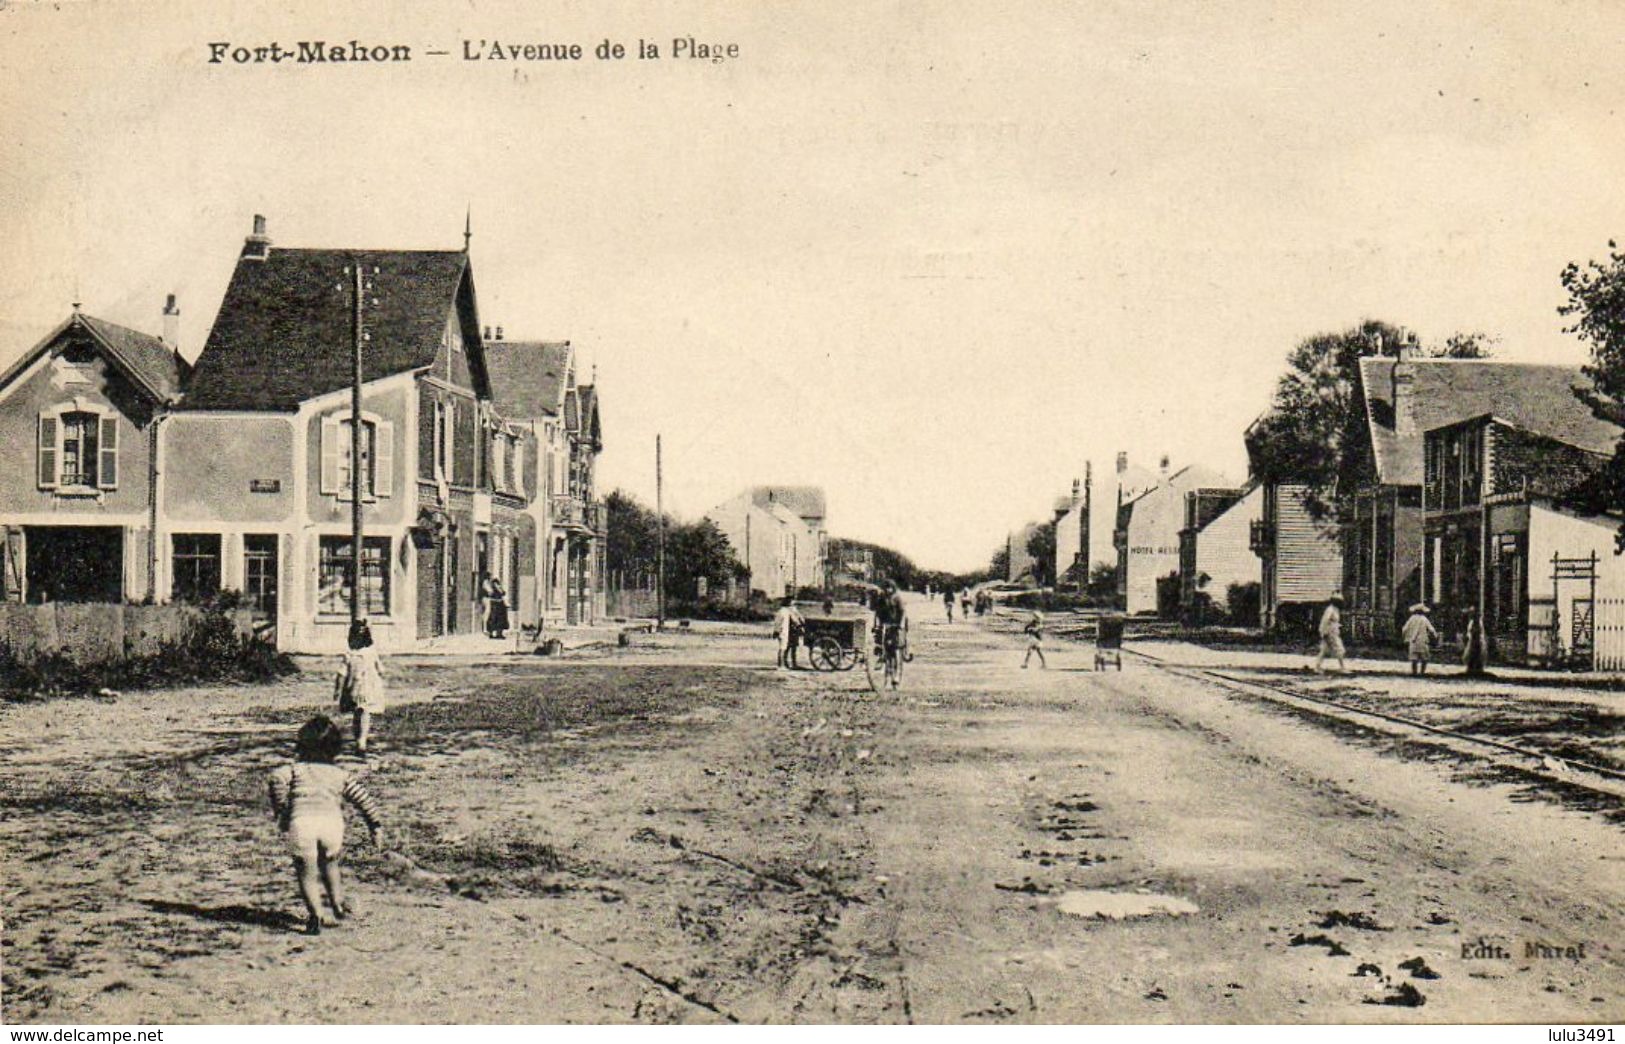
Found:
4,0 -> 1625,572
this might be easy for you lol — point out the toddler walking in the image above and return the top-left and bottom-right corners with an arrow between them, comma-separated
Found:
336,620 -> 388,753
267,716 -> 385,935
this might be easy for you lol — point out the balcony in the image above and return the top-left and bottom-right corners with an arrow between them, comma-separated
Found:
1249,519 -> 1274,556
551,494 -> 605,534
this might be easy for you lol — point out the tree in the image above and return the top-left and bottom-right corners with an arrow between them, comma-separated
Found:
1560,242 -> 1625,550
989,541 -> 1011,582
666,518 -> 744,602
1244,319 -> 1409,518
604,489 -> 661,587
1433,331 -> 1497,359
1025,521 -> 1057,588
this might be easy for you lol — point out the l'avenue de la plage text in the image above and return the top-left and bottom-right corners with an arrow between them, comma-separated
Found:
206,37 -> 740,65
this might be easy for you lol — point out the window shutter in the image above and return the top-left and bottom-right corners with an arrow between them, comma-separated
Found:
418,384 -> 437,481
37,415 -> 58,488
513,439 -> 525,497
98,416 -> 119,489
445,400 -> 457,484
374,420 -> 394,497
320,415 -> 340,494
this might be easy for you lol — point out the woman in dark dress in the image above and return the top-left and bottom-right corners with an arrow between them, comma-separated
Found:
486,576 -> 511,639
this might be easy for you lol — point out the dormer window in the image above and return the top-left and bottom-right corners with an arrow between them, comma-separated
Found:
38,407 -> 117,492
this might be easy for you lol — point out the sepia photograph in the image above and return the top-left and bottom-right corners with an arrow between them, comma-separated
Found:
0,0 -> 1621,1032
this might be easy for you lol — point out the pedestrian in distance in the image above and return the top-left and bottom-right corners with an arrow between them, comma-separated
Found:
943,589 -> 954,622
1402,603 -> 1439,676
1313,594 -> 1347,674
960,591 -> 972,620
1021,611 -> 1048,669
774,595 -> 805,670
1462,609 -> 1488,678
485,575 -> 510,640
267,715 -> 385,936
335,619 -> 388,755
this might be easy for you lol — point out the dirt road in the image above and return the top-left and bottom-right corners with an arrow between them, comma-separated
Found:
2,605 -> 1619,1023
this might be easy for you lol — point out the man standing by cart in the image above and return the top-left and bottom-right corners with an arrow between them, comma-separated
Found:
775,595 -> 805,671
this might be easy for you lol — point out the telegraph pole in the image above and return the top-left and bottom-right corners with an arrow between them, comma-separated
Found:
655,434 -> 666,631
350,257 -> 365,629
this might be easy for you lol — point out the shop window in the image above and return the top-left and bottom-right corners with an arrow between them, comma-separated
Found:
318,535 -> 390,616
172,534 -> 222,603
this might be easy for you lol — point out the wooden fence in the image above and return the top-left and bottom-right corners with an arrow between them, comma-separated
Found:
0,603 -> 257,665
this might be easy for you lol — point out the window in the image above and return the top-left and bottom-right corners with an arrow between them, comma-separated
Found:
512,438 -> 525,497
172,534 -> 222,604
320,414 -> 392,498
492,431 -> 507,491
37,410 -> 118,490
434,400 -> 448,478
318,536 -> 390,616
243,535 -> 278,617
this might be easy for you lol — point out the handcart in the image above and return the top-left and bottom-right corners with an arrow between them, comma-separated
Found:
1094,614 -> 1125,671
799,604 -> 878,691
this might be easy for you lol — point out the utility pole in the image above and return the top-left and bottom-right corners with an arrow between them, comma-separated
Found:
744,511 -> 752,601
350,256 -> 366,629
655,434 -> 666,631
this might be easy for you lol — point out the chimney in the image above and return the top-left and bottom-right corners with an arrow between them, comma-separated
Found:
1393,360 -> 1417,436
495,325 -> 504,341
1071,478 -> 1081,508
161,294 -> 179,348
241,214 -> 271,260
483,326 -> 492,341
1159,454 -> 1170,478
1116,451 -> 1128,475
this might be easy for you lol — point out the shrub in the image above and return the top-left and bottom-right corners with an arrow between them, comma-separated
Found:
0,606 -> 297,702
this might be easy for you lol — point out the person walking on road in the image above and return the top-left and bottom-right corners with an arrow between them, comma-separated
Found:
1402,603 -> 1439,676
774,595 -> 805,671
1462,609 -> 1488,678
1313,594 -> 1347,674
943,589 -> 954,622
1021,611 -> 1048,669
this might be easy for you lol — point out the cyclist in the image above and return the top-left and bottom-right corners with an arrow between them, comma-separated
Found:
874,579 -> 909,688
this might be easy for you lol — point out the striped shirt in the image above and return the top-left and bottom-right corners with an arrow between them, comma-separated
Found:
268,761 -> 383,831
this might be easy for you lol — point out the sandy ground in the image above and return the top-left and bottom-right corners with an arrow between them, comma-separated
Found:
1,602 -> 1620,1023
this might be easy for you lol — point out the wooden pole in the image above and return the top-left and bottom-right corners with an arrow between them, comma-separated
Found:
656,434 -> 665,630
350,257 -> 365,629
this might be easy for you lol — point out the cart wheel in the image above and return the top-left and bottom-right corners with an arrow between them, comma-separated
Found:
809,636 -> 842,672
838,646 -> 858,671
861,647 -> 877,692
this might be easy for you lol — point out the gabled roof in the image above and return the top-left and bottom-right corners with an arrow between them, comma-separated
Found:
578,383 -> 602,450
1357,358 -> 1616,487
484,340 -> 571,419
0,312 -> 188,404
751,485 -> 827,523
183,248 -> 480,411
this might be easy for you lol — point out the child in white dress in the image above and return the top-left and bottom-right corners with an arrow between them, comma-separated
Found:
336,620 -> 388,754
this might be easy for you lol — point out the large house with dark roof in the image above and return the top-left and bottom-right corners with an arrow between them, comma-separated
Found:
1422,400 -> 1621,664
483,337 -> 605,626
156,216 -> 522,651
0,305 -> 188,605
1340,352 -> 1618,641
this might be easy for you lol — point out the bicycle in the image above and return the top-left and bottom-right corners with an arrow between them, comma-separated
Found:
878,622 -> 905,690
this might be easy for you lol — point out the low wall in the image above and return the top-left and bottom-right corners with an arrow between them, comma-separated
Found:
0,603 -> 258,664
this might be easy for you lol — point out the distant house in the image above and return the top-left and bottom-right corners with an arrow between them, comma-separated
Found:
0,305 -> 188,605
484,337 -> 604,626
1249,482 -> 1342,633
1177,484 -> 1261,621
707,488 -> 821,599
1007,521 -> 1041,584
158,216 -> 501,651
1085,452 -> 1158,574
1422,405 -> 1621,665
1115,461 -> 1233,615
1052,478 -> 1085,587
1342,354 -> 1615,641
750,486 -> 827,587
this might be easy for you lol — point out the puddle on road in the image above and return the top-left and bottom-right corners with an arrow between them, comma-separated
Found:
1054,890 -> 1199,920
